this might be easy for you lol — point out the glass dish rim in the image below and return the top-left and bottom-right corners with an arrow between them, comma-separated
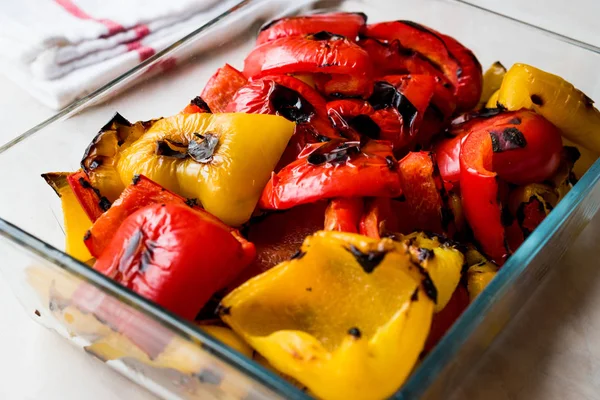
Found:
1,0 -> 600,398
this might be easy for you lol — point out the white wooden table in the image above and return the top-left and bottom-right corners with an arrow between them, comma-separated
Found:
0,1 -> 599,399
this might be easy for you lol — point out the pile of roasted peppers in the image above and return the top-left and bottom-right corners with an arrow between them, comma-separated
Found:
42,12 -> 600,400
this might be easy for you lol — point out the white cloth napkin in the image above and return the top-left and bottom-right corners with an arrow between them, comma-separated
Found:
0,0 -> 245,109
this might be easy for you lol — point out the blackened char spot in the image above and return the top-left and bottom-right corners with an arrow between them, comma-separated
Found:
306,287 -> 312,292
307,141 -> 360,165
368,81 -> 418,130
216,304 -> 231,316
185,198 -> 199,208
83,230 -> 91,241
563,146 -> 581,165
79,177 -> 93,190
188,133 -> 219,163
530,94 -> 544,106
347,327 -> 362,338
417,247 -> 434,262
99,112 -> 132,133
290,249 -> 306,260
309,31 -> 344,41
413,262 -> 438,303
259,17 -> 282,32
270,84 -> 315,123
132,174 -> 141,185
410,288 -> 419,301
348,114 -> 380,139
508,117 -> 521,125
190,96 -> 212,113
98,197 -> 111,212
490,127 -> 527,153
346,244 -> 388,273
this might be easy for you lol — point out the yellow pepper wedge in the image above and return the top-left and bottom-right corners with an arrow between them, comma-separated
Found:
400,232 -> 465,312
81,114 -> 159,202
497,63 -> 600,154
42,173 -> 93,262
465,248 -> 498,302
220,231 -> 435,400
479,61 -> 506,109
117,113 -> 295,226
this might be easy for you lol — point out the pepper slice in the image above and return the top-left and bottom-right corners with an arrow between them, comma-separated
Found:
81,113 -> 159,202
94,203 -> 255,320
84,174 -> 250,258
66,170 -> 110,222
324,198 -> 364,233
259,140 -> 402,210
220,231 -> 435,400
256,13 -> 366,45
435,109 -> 563,186
116,113 -> 295,226
42,172 -> 94,262
244,32 -> 373,97
200,63 -> 248,113
361,21 -> 482,111
226,74 -> 338,141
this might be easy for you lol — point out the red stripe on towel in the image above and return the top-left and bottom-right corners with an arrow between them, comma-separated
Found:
54,0 -> 124,35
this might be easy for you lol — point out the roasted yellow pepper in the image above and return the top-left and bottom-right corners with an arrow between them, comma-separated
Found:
220,231 -> 439,400
479,61 -> 506,108
465,248 -> 498,302
81,114 -> 158,202
41,173 -> 93,262
400,232 -> 465,312
497,63 -> 600,155
115,113 -> 294,226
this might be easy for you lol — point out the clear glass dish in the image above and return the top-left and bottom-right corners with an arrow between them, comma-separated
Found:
1,0 -> 600,398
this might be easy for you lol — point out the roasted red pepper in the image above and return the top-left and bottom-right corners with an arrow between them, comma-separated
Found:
94,203 -> 255,320
67,170 -> 110,222
460,128 -> 509,263
437,109 -> 563,186
84,175 -> 249,259
358,197 -> 398,239
361,21 -> 482,111
324,197 -> 363,233
200,63 -> 248,113
256,12 -> 366,45
244,32 -> 373,97
226,74 -> 339,161
259,140 -> 402,210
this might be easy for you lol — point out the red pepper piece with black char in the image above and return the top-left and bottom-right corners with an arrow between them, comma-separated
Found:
326,99 -> 376,140
200,63 -> 248,113
437,109 -> 564,186
256,12 -> 367,45
94,203 -> 255,320
324,197 -> 364,233
259,140 -> 402,210
361,21 -> 482,112
226,74 -> 339,163
459,111 -> 562,264
84,175 -> 250,259
67,170 -> 110,222
244,32 -> 373,97
181,96 -> 212,115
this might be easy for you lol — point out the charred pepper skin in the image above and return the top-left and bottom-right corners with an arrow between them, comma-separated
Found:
257,13 -> 367,45
94,203 -> 255,321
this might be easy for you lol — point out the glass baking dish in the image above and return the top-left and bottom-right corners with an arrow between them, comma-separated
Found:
1,0 -> 600,398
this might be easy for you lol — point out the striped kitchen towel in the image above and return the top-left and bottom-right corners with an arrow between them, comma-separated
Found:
0,0 -> 246,109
